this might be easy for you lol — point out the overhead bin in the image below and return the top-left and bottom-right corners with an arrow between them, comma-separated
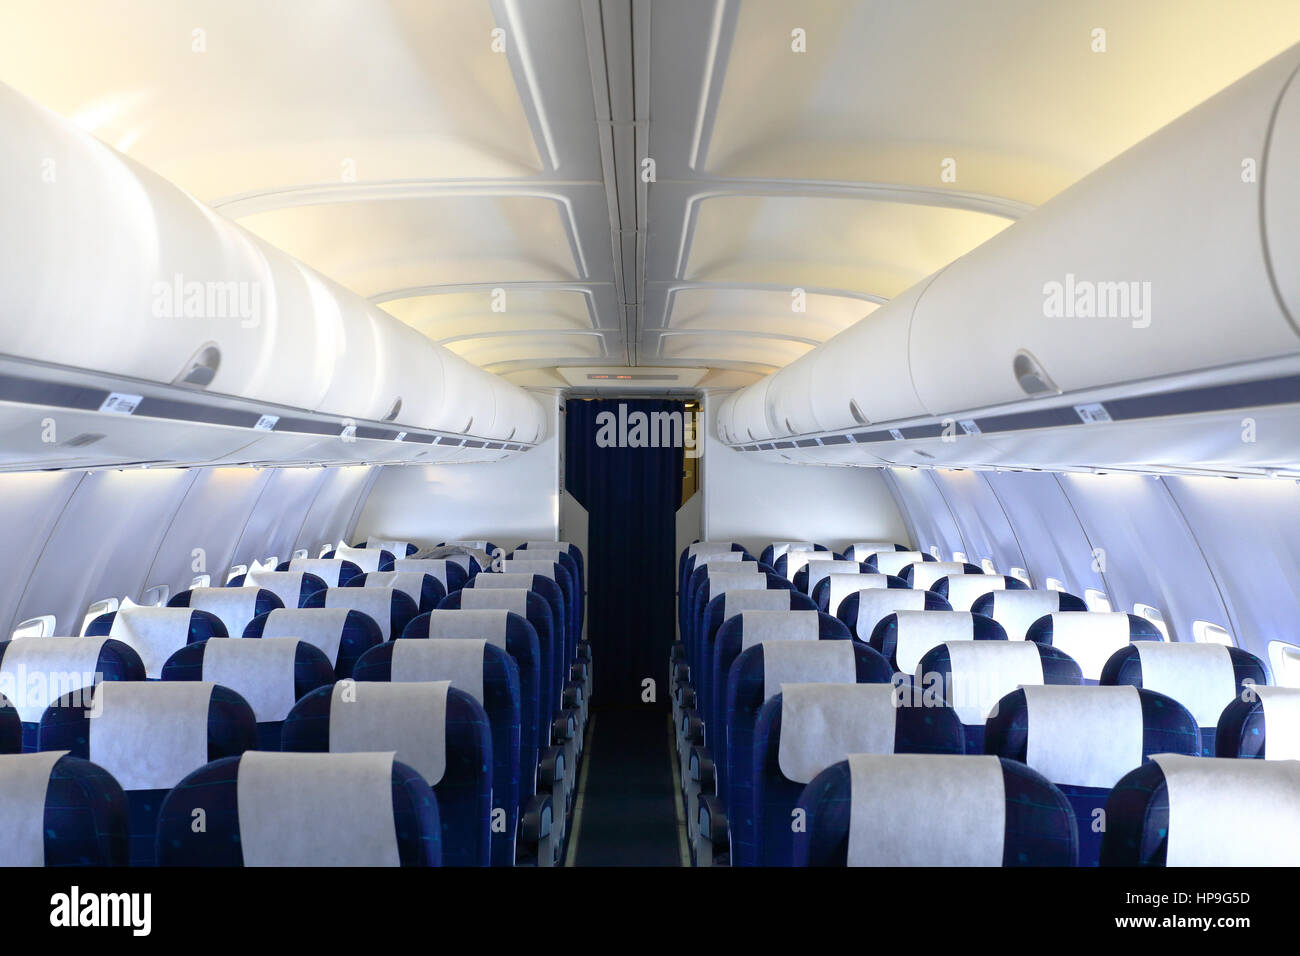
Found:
0,82 -> 545,466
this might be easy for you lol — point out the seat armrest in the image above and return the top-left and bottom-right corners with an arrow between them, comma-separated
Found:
697,794 -> 729,867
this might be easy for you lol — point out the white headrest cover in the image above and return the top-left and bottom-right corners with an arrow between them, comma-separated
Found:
237,751 -> 400,866
763,640 -> 856,701
329,681 -> 447,786
1134,642 -> 1236,726
360,571 -> 431,606
393,558 -> 452,586
698,553 -> 746,568
1022,685 -> 1144,787
320,588 -> 396,639
1048,612 -> 1134,680
187,588 -> 261,632
893,611 -> 976,674
803,561 -> 861,595
1154,754 -> 1300,866
688,541 -> 737,559
261,608 -> 352,668
474,573 -> 535,590
288,559 -> 347,586
445,540 -> 489,550
827,574 -> 891,618
108,606 -> 196,678
783,550 -> 817,581
243,571 -> 309,609
739,610 -> 819,651
459,588 -> 529,619
720,589 -> 790,619
201,637 -> 300,722
847,542 -> 899,559
390,638 -> 487,703
501,560 -> 556,579
778,684 -> 898,784
847,754 -> 1005,866
940,575 -> 1008,612
336,546 -> 386,573
873,551 -> 926,576
707,572 -> 766,594
0,750 -> 68,866
770,542 -> 815,561
527,541 -> 570,550
987,590 -> 1066,640
853,589 -> 928,638
0,637 -> 110,722
419,609 -> 509,648
1255,686 -> 1300,761
940,640 -> 1045,725
908,562 -> 972,591
90,681 -> 213,790
365,539 -> 409,556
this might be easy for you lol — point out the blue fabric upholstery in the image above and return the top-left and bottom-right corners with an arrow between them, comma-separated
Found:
867,611 -> 1006,672
1215,689 -> 1300,758
969,589 -> 1089,639
752,688 -> 963,865
928,574 -> 1029,605
1100,644 -> 1268,755
301,586 -> 419,642
500,559 -> 576,667
900,561 -> 983,586
812,573 -> 908,614
0,697 -> 20,754
864,551 -> 937,572
792,560 -> 868,597
224,571 -> 329,607
510,549 -> 582,638
394,558 -> 470,597
760,542 -> 828,568
0,753 -> 129,866
155,754 -> 441,866
678,543 -> 748,620
40,684 -> 256,866
347,571 -> 447,614
794,756 -> 1077,866
985,686 -> 1198,865
0,639 -> 146,751
688,567 -> 790,692
322,548 -> 397,571
167,587 -> 285,636
843,543 -> 908,561
1026,613 -> 1163,685
275,558 -> 364,587
160,639 -> 334,750
282,683 -> 493,867
86,607 -> 228,641
837,589 -> 950,640
358,541 -> 419,556
242,608 -> 383,679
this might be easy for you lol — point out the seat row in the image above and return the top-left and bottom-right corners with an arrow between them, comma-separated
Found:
673,539 -> 1300,866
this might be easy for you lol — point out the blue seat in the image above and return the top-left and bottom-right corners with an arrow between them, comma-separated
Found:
914,638 -> 1079,752
40,681 -> 256,866
900,560 -> 983,590
795,754 -> 1076,866
277,557 -> 364,587
510,547 -> 583,639
842,542 -> 909,562
793,559 -> 868,596
85,606 -> 227,678
868,610 -> 1006,674
1026,612 -> 1163,682
813,572 -> 907,615
282,681 -> 492,867
347,570 -> 447,614
1100,642 -> 1269,755
773,547 -> 832,582
500,558 -> 577,669
1216,685 -> 1300,759
969,589 -> 1088,640
928,573 -> 1029,611
686,566 -> 789,691
1101,755 -> 1300,866
752,683 -> 963,865
156,752 -> 441,866
0,637 -> 146,750
226,570 -> 329,608
243,607 -> 383,679
986,685 -> 1199,866
0,696 -> 20,754
301,586 -> 419,642
679,541 -> 748,616
864,549 -> 936,577
161,638 -> 333,749
393,558 -> 469,597
0,752 -> 127,865
760,541 -> 828,569
836,588 -> 949,640
167,586 -> 284,638
321,545 -> 397,572
358,538 -> 419,556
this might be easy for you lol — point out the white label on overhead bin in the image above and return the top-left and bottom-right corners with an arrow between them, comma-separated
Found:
888,428 -> 905,441
1074,403 -> 1113,424
394,431 -> 407,442
253,415 -> 279,431
99,392 -> 142,415
959,419 -> 981,435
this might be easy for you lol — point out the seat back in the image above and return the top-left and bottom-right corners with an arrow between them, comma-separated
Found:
986,685 -> 1199,865
156,751 -> 441,866
360,538 -> 418,557
244,607 -> 383,679
349,570 -> 447,614
843,542 -> 908,561
816,572 -> 906,615
0,752 -> 127,866
760,541 -> 823,567
168,587 -> 284,637
283,681 -> 492,867
1216,685 -> 1300,759
838,588 -> 949,641
795,560 -> 867,597
85,606 -> 227,678
1026,612 -> 1163,681
325,545 -> 396,573
232,570 -> 329,609
393,558 -> 469,596
969,589 -> 1088,639
302,586 -> 419,642
865,550 -> 933,576
929,574 -> 1029,612
282,557 -> 364,587
902,561 -> 983,590
868,610 -> 1006,673
459,576 -> 561,720
795,754 -> 1076,866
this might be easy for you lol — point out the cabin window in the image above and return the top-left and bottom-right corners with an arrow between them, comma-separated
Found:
927,546 -> 940,559
318,544 -> 333,558
190,573 -> 211,589
225,565 -> 248,583
141,585 -> 170,607
980,558 -> 997,574
263,556 -> 279,568
1268,641 -> 1300,688
292,548 -> 309,560
1133,603 -> 1170,641
1045,577 -> 1066,592
1084,588 -> 1112,612
79,598 -> 120,635
1009,567 -> 1032,586
12,615 -> 56,639
1192,620 -> 1235,647
952,551 -> 968,563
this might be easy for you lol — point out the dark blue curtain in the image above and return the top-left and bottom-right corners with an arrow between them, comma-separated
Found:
567,399 -> 684,710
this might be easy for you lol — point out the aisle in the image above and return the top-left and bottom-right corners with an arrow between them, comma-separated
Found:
567,710 -> 685,866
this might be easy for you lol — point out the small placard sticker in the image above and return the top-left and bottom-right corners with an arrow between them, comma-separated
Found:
959,419 -> 981,435
253,415 -> 279,431
394,431 -> 407,442
99,392 -> 143,415
888,428 -> 905,441
1074,403 -> 1113,424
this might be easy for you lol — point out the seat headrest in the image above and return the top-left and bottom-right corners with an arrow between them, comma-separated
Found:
390,637 -> 488,702
185,587 -> 273,630
0,637 -> 114,721
781,550 -> 818,581
363,539 -> 410,556
778,683 -> 900,783
1250,686 -> 1300,760
1017,684 -> 1146,787
705,571 -> 768,593
760,639 -> 858,700
287,558 -> 362,587
738,610 -> 820,650
200,637 -> 303,722
327,681 -> 448,786
826,574 -> 894,618
890,611 -> 985,673
851,589 -> 934,636
845,542 -> 903,560
718,589 -> 793,618
906,561 -> 976,591
687,541 -> 741,559
458,587 -> 530,618
500,560 -> 557,579
334,546 -> 394,573
107,606 -> 203,678
934,574 -> 1011,612
415,609 -> 511,646
259,608 -> 353,667
869,551 -> 928,576
89,681 -> 216,790
1034,612 -> 1152,680
314,588 -> 405,639
1126,641 -> 1241,726
769,542 -> 816,561
925,640 -> 1046,724
976,589 -> 1080,640
802,560 -> 863,594
472,572 -> 538,590
0,750 -> 74,865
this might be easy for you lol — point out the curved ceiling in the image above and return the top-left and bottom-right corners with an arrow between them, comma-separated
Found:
2,0 -> 1299,391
